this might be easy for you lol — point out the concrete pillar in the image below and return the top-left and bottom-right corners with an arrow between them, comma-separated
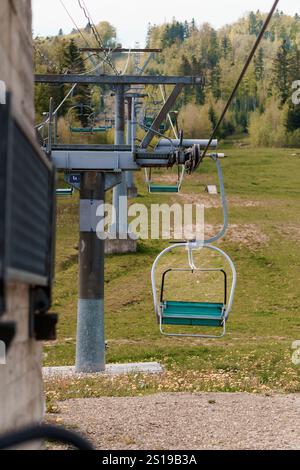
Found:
76,172 -> 106,373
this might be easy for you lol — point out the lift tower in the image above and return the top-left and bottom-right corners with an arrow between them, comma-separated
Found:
80,47 -> 163,251
35,73 -> 207,373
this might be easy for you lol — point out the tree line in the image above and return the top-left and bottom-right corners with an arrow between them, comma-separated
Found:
34,11 -> 300,147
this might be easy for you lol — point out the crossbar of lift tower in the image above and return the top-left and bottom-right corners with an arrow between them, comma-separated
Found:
80,48 -> 163,53
34,75 -> 204,86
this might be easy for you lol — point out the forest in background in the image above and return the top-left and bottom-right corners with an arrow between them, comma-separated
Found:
34,9 -> 300,147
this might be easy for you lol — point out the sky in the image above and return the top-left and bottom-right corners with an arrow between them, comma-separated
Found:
32,0 -> 300,46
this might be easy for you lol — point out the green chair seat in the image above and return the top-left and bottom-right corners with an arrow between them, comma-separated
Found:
143,119 -> 165,133
70,127 -> 107,133
149,185 -> 179,194
56,188 -> 73,196
161,301 -> 225,327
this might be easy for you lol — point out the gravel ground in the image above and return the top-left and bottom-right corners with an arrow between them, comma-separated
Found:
53,393 -> 300,450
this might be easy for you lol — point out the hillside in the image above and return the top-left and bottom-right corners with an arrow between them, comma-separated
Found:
34,10 -> 300,146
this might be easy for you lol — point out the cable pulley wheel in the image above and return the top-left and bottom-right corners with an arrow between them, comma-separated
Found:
184,144 -> 202,174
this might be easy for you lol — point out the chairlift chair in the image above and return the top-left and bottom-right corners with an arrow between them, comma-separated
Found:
68,105 -> 108,134
56,187 -> 74,197
145,165 -> 185,194
143,116 -> 166,134
142,103 -> 166,134
150,155 -> 236,338
151,243 -> 236,338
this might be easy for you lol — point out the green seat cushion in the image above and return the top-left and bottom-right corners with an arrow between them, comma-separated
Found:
56,189 -> 73,196
70,127 -> 106,133
149,185 -> 179,193
144,119 -> 165,132
161,301 -> 225,327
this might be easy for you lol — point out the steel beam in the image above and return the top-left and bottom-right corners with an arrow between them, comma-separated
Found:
51,144 -> 131,152
141,84 -> 184,149
80,48 -> 163,53
34,75 -> 204,86
156,139 -> 218,149
50,150 -> 171,171
50,150 -> 139,171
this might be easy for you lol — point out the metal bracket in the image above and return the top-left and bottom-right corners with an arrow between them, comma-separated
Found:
29,287 -> 57,341
64,173 -> 81,191
141,84 -> 184,149
104,173 -> 123,191
64,172 -> 123,192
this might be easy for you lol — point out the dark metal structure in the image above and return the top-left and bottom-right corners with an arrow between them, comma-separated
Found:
80,48 -> 163,53
35,75 -> 204,86
35,72 -> 209,372
0,95 -> 57,343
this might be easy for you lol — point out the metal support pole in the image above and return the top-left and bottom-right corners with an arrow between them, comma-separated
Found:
47,98 -> 53,154
54,112 -> 58,145
126,97 -> 137,198
76,172 -> 106,373
113,85 -> 128,237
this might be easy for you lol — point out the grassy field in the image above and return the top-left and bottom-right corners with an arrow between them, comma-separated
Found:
45,145 -> 300,408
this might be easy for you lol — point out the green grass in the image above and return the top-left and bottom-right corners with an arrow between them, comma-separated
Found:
45,146 -> 300,405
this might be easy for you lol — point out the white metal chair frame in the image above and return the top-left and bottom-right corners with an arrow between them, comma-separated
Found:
151,242 -> 237,339
150,155 -> 237,339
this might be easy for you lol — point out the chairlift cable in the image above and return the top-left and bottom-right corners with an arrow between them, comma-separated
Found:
199,0 -> 280,166
77,0 -> 120,75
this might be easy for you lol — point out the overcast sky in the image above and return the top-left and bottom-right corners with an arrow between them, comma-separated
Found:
32,0 -> 300,46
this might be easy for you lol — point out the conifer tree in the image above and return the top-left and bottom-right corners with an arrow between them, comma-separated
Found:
273,40 -> 293,105
254,48 -> 265,81
63,39 -> 92,126
221,35 -> 232,60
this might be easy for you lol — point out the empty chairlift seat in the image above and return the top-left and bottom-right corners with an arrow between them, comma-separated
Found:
151,243 -> 236,339
56,187 -> 74,197
68,104 -> 113,134
161,301 -> 225,327
145,167 -> 185,194
149,185 -> 180,194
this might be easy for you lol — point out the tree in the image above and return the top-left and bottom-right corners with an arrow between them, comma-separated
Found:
84,23 -> 92,34
254,48 -> 265,81
146,23 -> 152,47
221,35 -> 232,60
273,41 -> 293,105
179,55 -> 191,76
183,21 -> 190,40
210,64 -> 221,100
190,18 -> 197,33
58,28 -> 64,36
208,105 -> 217,129
96,21 -> 117,47
249,12 -> 258,35
286,104 -> 300,132
63,39 -> 92,126
289,47 -> 300,83
207,28 -> 219,68
162,21 -> 185,47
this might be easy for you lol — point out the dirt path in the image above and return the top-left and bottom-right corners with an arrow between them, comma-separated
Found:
52,393 -> 300,450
